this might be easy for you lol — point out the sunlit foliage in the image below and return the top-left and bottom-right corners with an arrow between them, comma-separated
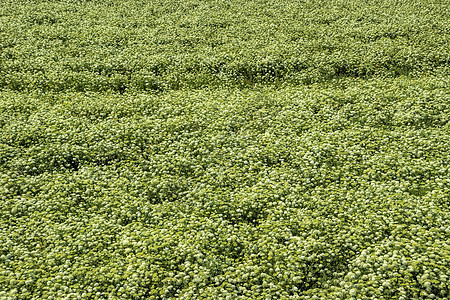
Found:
0,0 -> 449,299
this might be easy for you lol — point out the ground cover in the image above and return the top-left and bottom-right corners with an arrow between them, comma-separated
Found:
0,0 -> 449,299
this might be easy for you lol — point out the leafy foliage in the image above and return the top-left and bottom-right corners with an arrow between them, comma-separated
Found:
0,0 -> 449,92
0,0 -> 449,299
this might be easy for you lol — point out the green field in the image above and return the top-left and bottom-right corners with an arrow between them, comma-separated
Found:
1,0 -> 449,299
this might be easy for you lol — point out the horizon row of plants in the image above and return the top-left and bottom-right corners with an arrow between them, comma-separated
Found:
0,0 -> 449,92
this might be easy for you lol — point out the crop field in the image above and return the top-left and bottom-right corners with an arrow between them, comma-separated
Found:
0,0 -> 449,299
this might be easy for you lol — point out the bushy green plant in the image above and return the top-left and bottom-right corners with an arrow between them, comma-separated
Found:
0,0 -> 449,299
0,0 -> 448,92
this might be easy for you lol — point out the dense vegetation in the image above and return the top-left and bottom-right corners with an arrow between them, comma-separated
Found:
0,0 -> 449,299
1,0 -> 449,92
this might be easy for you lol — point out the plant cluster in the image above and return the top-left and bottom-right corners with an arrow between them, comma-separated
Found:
0,0 -> 449,299
0,0 -> 448,92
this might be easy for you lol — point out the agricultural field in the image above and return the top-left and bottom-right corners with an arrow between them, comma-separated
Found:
0,0 -> 449,299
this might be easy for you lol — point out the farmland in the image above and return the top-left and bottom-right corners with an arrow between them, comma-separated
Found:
0,0 -> 449,299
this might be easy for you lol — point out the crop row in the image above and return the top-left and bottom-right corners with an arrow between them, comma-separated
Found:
0,0 -> 449,92
1,76 -> 449,298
